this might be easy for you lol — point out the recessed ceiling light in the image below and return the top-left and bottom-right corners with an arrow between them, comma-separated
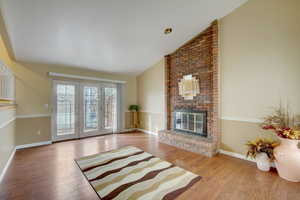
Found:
164,28 -> 172,35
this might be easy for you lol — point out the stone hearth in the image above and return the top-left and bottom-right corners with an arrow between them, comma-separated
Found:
159,21 -> 220,157
158,130 -> 217,157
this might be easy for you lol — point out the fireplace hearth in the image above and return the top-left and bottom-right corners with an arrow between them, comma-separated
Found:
173,110 -> 207,137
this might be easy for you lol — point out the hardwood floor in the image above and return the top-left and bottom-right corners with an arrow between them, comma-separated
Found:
0,132 -> 299,200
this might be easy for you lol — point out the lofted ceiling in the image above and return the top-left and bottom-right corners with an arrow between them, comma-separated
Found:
0,0 -> 247,75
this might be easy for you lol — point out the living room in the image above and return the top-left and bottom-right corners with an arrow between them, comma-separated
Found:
0,0 -> 299,199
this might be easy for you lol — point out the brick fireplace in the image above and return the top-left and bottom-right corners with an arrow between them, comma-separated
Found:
158,21 -> 220,157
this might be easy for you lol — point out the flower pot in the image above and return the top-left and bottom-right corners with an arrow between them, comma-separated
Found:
274,137 -> 300,182
256,153 -> 271,171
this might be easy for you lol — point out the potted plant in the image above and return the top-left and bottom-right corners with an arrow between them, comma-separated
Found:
128,105 -> 140,128
262,105 -> 300,182
246,138 -> 278,171
128,105 -> 140,112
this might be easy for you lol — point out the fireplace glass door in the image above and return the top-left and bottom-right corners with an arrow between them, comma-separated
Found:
174,111 -> 207,136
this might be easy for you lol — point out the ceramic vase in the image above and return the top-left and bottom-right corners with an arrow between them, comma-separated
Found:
256,153 -> 271,171
274,137 -> 300,182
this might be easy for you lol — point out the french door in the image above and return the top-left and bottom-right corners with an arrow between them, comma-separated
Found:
52,80 -> 117,141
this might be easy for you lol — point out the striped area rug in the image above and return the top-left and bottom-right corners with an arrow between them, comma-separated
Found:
75,146 -> 201,200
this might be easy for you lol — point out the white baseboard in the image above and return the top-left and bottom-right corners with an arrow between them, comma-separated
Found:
0,147 -> 16,183
219,149 -> 255,162
137,128 -> 158,136
16,141 -> 52,150
115,128 -> 137,133
219,149 -> 276,168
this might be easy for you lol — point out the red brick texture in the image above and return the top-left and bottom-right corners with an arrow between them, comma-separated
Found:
164,21 -> 220,151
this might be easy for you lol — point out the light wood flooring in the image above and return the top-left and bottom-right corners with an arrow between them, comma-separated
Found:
0,132 -> 299,200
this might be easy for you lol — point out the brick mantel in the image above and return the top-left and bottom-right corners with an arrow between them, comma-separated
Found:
160,20 -> 220,156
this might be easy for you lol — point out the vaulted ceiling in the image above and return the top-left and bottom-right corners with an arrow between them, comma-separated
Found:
0,0 -> 247,75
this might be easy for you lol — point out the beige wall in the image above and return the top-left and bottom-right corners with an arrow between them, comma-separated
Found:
137,59 -> 165,133
0,110 -> 16,175
11,62 -> 137,116
137,0 -> 300,154
0,34 -> 16,176
220,0 -> 300,154
137,59 -> 165,114
139,112 -> 164,134
1,32 -> 137,146
220,0 -> 300,119
13,63 -> 137,115
1,0 -> 299,159
10,62 -> 137,145
0,35 -> 12,66
16,117 -> 51,146
221,120 -> 277,154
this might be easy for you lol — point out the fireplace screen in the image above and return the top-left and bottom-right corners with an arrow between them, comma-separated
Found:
173,111 -> 207,136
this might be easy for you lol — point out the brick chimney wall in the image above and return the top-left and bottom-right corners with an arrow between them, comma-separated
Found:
165,21 -> 219,147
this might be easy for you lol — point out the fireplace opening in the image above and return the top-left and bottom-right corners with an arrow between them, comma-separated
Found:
173,110 -> 207,137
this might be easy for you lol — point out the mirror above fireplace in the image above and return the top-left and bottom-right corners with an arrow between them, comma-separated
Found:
178,74 -> 200,100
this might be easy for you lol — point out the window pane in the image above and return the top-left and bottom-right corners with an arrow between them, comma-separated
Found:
84,86 -> 99,131
104,87 -> 116,129
56,84 -> 75,135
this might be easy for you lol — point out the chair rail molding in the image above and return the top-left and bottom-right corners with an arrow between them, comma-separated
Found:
221,116 -> 263,123
16,114 -> 51,119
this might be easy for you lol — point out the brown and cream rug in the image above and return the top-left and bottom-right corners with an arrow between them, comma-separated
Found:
75,146 -> 201,200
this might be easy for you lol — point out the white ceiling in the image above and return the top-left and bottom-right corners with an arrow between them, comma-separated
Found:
0,0 -> 247,75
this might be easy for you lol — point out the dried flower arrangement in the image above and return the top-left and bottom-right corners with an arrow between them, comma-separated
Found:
262,104 -> 300,140
246,138 -> 279,161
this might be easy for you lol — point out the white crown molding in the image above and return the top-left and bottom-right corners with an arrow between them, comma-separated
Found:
16,114 -> 51,119
48,72 -> 126,84
0,148 -> 16,183
0,117 -> 16,129
16,141 -> 52,150
221,116 -> 263,123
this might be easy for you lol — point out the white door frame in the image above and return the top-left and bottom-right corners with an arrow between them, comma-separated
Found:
79,82 -> 103,138
51,80 -> 118,142
51,80 -> 80,142
100,83 -> 117,133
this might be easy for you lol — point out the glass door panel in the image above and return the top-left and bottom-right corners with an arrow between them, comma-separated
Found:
80,84 -> 101,137
52,81 -> 119,141
104,87 -> 117,130
84,86 -> 99,131
52,81 -> 79,141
